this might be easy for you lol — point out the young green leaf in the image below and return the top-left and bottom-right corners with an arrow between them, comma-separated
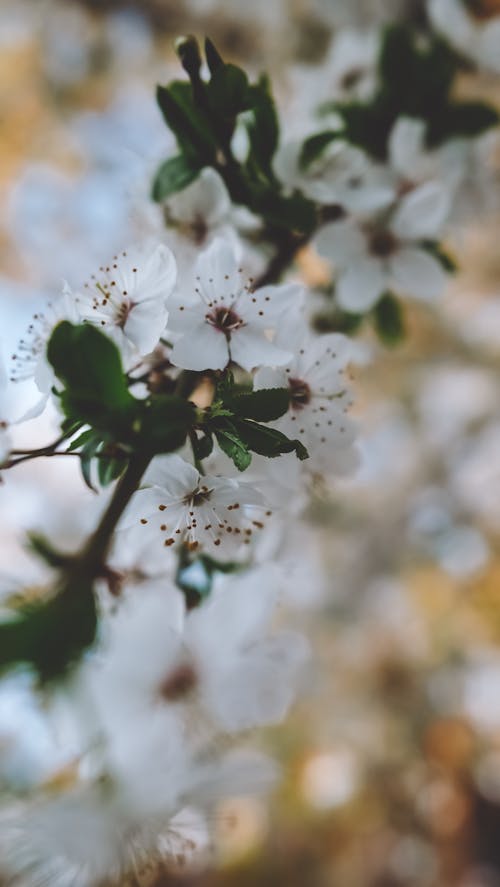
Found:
214,423 -> 252,472
152,155 -> 200,202
224,387 -> 290,422
373,292 -> 405,346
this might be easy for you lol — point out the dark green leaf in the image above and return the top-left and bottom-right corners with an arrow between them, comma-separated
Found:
47,322 -> 136,432
234,418 -> 309,460
27,533 -> 70,569
299,130 -> 341,170
246,76 -> 280,175
225,388 -> 290,422
373,292 -> 405,346
191,430 -> 214,461
420,239 -> 457,273
152,155 -> 200,202
156,82 -> 216,164
0,582 -> 97,681
214,424 -> 252,472
208,63 -> 250,117
139,395 -> 196,454
205,37 -> 225,75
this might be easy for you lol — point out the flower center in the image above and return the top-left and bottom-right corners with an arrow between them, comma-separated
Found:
464,0 -> 500,20
115,298 -> 135,329
185,484 -> 213,507
289,377 -> 311,410
207,306 -> 244,337
369,229 -> 398,258
340,66 -> 365,92
159,662 -> 198,702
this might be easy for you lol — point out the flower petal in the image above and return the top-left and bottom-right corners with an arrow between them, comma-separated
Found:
391,181 -> 451,240
230,328 -> 292,372
390,247 -> 448,301
336,258 -> 387,313
170,322 -> 229,370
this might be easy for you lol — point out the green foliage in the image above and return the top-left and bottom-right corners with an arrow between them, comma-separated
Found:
47,322 -> 136,434
48,323 -> 197,488
299,130 -> 341,170
420,239 -> 458,273
152,155 -> 199,202
373,292 -> 405,346
223,387 -> 290,422
0,581 -> 97,682
325,25 -> 499,160
153,37 -> 318,237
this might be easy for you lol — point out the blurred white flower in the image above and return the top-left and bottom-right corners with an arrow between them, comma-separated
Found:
274,138 -> 393,212
428,0 -> 500,73
315,182 -> 451,311
164,168 -> 233,246
168,238 -> 300,371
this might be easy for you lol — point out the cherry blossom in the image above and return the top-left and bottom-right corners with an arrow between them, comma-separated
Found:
255,324 -> 359,474
167,238 -> 300,372
315,181 -> 451,312
124,454 -> 269,557
274,138 -> 394,213
72,241 -> 176,361
428,0 -> 500,73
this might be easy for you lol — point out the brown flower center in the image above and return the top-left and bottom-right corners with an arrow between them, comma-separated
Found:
207,306 -> 244,337
369,230 -> 399,258
159,662 -> 198,702
289,377 -> 311,410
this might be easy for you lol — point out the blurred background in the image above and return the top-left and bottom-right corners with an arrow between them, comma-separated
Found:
2,2 -> 500,885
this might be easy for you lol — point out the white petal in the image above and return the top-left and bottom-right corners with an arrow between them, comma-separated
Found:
388,116 -> 427,177
170,322 -> 229,370
390,247 -> 448,301
124,299 -> 168,354
336,258 -> 387,313
194,238 -> 241,305
254,367 -> 288,390
230,328 -> 292,371
239,283 -> 303,327
315,219 -> 366,267
167,168 -> 230,227
391,181 -> 451,240
144,454 -> 199,495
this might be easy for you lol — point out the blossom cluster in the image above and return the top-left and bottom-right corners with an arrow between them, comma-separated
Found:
0,2 -> 499,884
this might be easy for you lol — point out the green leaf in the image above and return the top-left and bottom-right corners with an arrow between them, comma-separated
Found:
234,418 -> 309,460
191,430 -> 214,461
205,37 -> 225,75
420,239 -> 457,273
224,388 -> 290,422
253,188 -> 317,234
429,101 -> 499,145
373,292 -> 405,346
214,424 -> 252,472
299,130 -> 341,170
152,155 -> 200,202
139,395 -> 196,454
97,450 -> 128,487
208,63 -> 250,118
27,533 -> 70,569
67,428 -> 95,452
47,322 -> 136,432
245,76 -> 280,175
156,82 -> 216,164
0,582 -> 97,682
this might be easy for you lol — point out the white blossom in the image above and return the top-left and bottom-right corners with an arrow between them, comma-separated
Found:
72,241 -> 176,361
168,238 -> 300,371
428,0 -> 500,73
315,181 -> 451,312
274,138 -> 394,212
255,323 -> 359,474
123,454 -> 269,557
0,354 -> 12,464
164,168 -> 232,246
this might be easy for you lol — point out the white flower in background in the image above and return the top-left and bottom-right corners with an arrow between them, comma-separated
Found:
255,324 -> 359,475
72,241 -> 176,361
322,28 -> 380,103
89,569 -> 307,738
168,238 -> 300,371
315,181 -> 451,312
124,454 -> 269,556
274,138 -> 394,213
10,293 -> 77,398
428,0 -> 500,73
164,168 -> 232,246
388,117 -> 443,190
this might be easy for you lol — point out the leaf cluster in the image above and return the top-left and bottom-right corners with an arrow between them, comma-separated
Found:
319,25 -> 499,161
153,37 -> 317,236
